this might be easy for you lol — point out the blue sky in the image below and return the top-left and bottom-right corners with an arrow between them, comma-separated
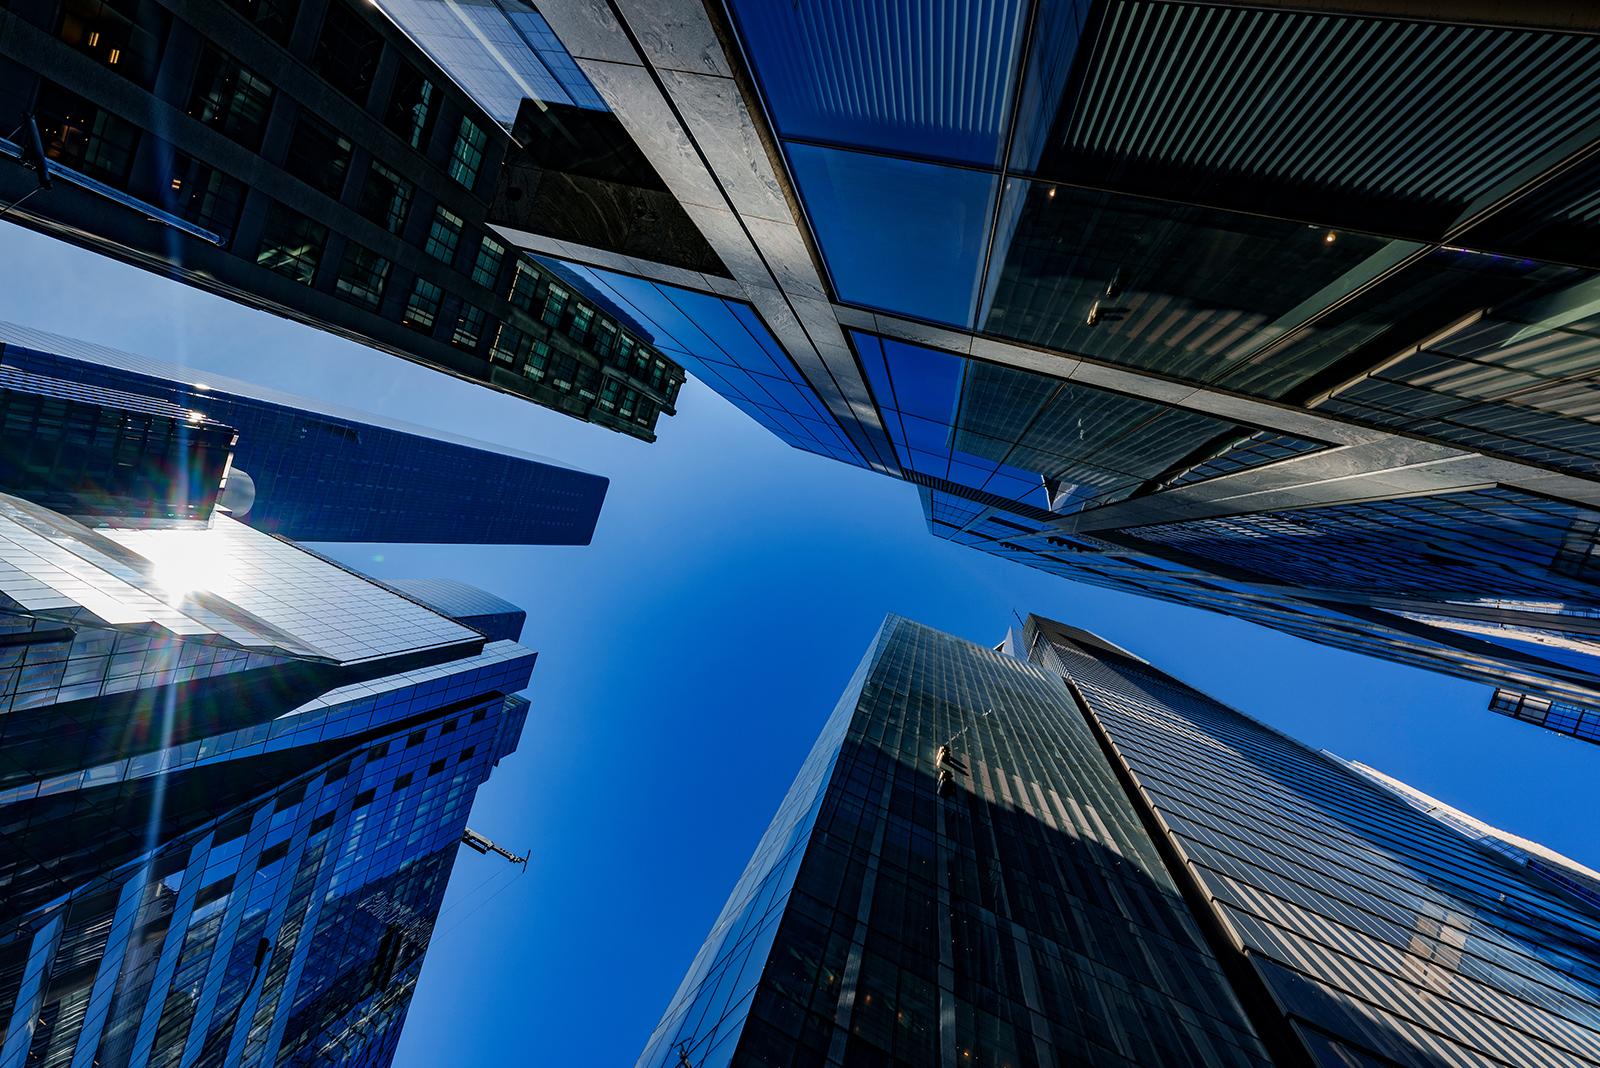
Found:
1,224 -> 1593,1065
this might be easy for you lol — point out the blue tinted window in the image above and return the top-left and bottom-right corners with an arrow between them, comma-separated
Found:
1008,0 -> 1092,173
789,144 -> 996,328
728,0 -> 1027,165
539,259 -> 866,466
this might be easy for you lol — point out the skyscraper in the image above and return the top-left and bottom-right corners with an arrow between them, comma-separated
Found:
643,613 -> 1600,1066
0,344 -> 536,1065
0,320 -> 608,545
0,0 -> 685,439
397,0 -> 1600,742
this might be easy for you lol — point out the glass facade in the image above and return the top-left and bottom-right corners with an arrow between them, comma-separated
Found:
385,578 -> 527,644
0,0 -> 684,440
644,609 -> 1600,1064
542,262 -> 863,467
0,380 -> 537,1066
641,615 -> 1269,1067
0,323 -> 609,546
1027,616 -> 1600,1067
377,0 -> 606,126
0,691 -> 529,1068
0,363 -> 235,523
485,0 -> 1600,742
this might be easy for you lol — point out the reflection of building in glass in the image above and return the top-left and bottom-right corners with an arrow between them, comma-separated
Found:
0,321 -> 608,545
0,364 -> 534,1064
0,0 -> 683,440
643,613 -> 1600,1065
444,0 -> 1600,742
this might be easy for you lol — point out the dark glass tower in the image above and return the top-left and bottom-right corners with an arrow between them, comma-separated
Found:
644,613 -> 1600,1066
1024,615 -> 1600,1067
417,0 -> 1600,743
0,320 -> 608,545
0,0 -> 684,440
0,353 -> 536,1065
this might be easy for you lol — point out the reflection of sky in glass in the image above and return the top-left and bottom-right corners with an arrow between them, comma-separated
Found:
854,331 -> 1054,511
535,258 -> 865,467
727,0 -> 1028,166
788,144 -> 996,328
379,0 -> 606,123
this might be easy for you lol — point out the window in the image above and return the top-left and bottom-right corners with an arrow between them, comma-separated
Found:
471,234 -> 505,288
575,363 -> 599,400
491,323 -> 531,365
188,47 -> 272,150
451,305 -> 486,350
221,0 -> 298,44
598,377 -> 621,412
358,161 -> 413,234
314,1 -> 382,103
283,114 -> 352,198
255,203 -> 327,285
164,155 -> 245,238
334,243 -> 390,310
508,258 -> 539,308
568,303 -> 593,343
424,205 -> 463,264
592,320 -> 616,358
539,282 -> 567,327
403,277 -> 441,332
385,63 -> 438,150
447,115 -> 487,188
525,339 -> 551,380
56,0 -> 168,88
549,352 -> 577,391
33,83 -> 139,184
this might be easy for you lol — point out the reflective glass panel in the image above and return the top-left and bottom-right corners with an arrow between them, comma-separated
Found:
853,331 -> 1250,515
980,177 -> 1420,397
789,143 -> 996,328
541,259 -> 864,466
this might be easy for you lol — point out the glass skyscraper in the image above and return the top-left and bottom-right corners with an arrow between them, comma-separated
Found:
396,0 -> 1600,743
0,320 -> 608,545
643,613 -> 1600,1066
0,0 -> 685,440
0,329 -> 537,1064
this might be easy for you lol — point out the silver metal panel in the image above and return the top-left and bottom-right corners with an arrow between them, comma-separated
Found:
621,0 -> 735,77
577,60 -> 729,210
533,0 -> 643,64
657,69 -> 793,223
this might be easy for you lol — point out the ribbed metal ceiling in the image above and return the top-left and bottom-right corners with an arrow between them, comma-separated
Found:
729,0 -> 1028,164
1068,2 -> 1600,213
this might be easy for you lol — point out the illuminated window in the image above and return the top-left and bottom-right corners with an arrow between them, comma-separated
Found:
56,0 -> 168,88
33,82 -> 139,183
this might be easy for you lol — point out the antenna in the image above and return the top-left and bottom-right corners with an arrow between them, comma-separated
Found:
461,828 -> 529,871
